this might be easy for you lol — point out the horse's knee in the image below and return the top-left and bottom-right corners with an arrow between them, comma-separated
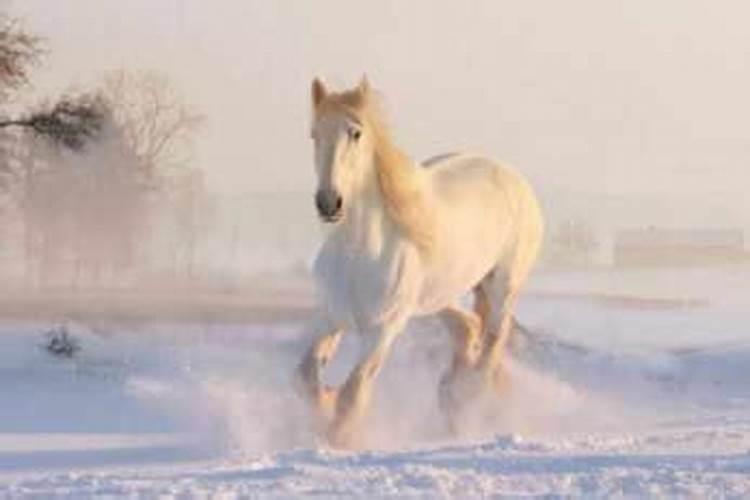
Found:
295,354 -> 340,425
296,328 -> 344,424
317,331 -> 343,364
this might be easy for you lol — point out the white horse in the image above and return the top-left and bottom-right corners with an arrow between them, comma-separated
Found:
297,77 -> 544,447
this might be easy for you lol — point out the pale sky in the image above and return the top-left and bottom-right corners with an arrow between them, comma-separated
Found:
6,0 -> 750,226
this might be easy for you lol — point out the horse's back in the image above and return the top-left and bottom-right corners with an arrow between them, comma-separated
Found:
422,152 -> 464,168
421,152 -> 535,207
425,152 -> 543,270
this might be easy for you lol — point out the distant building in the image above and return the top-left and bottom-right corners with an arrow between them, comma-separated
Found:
614,228 -> 746,267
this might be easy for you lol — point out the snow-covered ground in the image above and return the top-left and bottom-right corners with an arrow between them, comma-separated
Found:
1,266 -> 749,497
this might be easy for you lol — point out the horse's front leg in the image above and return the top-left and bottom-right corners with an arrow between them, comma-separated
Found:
327,326 -> 401,448
295,315 -> 344,423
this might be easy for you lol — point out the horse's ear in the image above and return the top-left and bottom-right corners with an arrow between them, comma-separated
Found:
357,74 -> 371,99
312,78 -> 327,109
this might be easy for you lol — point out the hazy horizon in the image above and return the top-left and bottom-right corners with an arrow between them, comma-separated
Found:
5,0 -> 749,234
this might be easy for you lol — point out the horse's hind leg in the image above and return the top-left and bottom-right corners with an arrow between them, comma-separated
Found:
477,269 -> 524,393
474,285 -> 491,334
478,205 -> 543,392
437,303 -> 483,430
296,320 -> 343,422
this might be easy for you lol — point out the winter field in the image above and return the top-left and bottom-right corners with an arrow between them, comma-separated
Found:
1,265 -> 749,497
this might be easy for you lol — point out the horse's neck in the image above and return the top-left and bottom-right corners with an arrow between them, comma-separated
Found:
340,170 -> 393,256
339,137 -> 430,258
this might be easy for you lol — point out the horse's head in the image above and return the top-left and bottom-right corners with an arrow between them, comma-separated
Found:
310,76 -> 376,223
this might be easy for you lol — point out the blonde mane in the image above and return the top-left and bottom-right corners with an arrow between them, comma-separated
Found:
315,86 -> 435,256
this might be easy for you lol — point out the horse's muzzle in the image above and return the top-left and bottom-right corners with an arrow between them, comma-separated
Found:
315,189 -> 343,222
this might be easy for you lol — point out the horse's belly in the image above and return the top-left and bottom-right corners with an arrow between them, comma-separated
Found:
414,186 -> 515,314
415,252 -> 497,315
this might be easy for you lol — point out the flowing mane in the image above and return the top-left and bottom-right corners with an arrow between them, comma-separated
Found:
315,88 -> 435,255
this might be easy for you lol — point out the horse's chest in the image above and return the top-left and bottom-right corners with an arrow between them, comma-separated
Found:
314,239 -> 419,331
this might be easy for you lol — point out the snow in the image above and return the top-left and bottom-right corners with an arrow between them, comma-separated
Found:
1,267 -> 749,497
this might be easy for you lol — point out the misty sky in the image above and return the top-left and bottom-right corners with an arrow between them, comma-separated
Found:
7,0 -> 750,226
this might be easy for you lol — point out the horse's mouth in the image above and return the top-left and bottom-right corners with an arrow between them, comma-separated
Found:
320,214 -> 343,224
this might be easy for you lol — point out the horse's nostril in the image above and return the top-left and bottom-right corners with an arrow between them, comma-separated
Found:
315,191 -> 326,213
316,190 -> 343,219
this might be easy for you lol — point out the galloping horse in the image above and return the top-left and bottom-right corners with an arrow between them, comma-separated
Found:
297,77 -> 543,447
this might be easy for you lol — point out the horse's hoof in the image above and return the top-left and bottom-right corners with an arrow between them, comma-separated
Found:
325,423 -> 361,450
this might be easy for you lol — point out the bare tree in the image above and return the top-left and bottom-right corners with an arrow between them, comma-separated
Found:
0,15 -> 104,281
99,70 -> 203,190
0,14 -> 114,287
78,70 -> 205,286
170,167 -> 210,280
0,14 -> 43,101
0,15 -> 103,149
0,13 -> 203,288
0,94 -> 105,151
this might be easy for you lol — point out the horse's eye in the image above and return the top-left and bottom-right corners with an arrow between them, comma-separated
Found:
348,127 -> 362,142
